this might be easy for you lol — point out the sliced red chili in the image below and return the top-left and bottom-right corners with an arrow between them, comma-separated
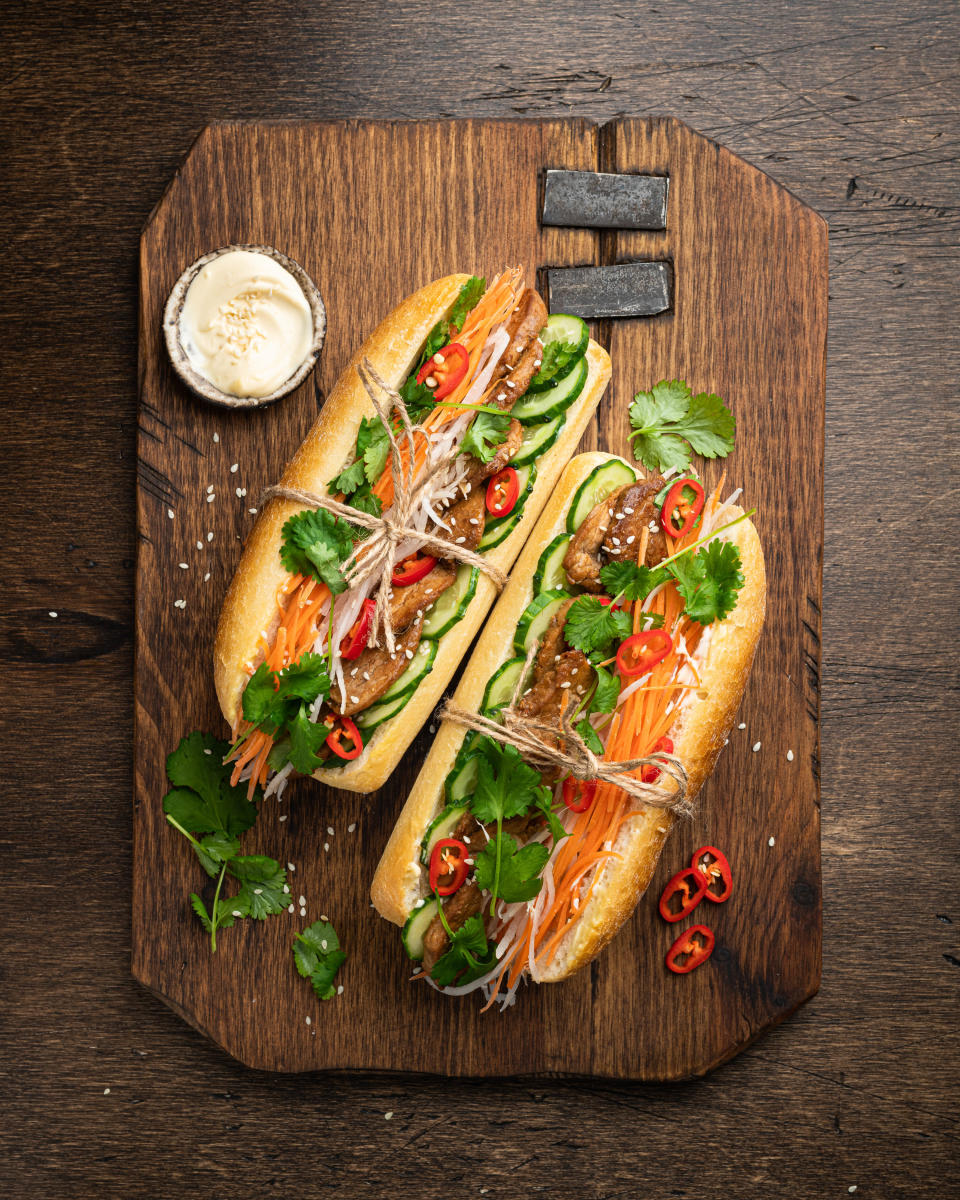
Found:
665,924 -> 715,974
485,466 -> 520,518
598,595 -> 626,612
325,716 -> 363,761
692,844 -> 733,904
641,735 -> 674,784
616,629 -> 673,676
658,866 -> 706,922
429,837 -> 470,896
562,777 -> 596,813
415,341 -> 469,400
391,551 -> 437,587
660,477 -> 706,539
340,598 -> 375,661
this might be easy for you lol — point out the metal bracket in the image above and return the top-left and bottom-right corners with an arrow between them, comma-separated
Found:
542,170 -> 668,230
545,262 -> 672,319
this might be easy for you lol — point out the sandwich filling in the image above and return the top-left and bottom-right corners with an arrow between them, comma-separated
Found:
227,271 -> 590,798
402,463 -> 752,1009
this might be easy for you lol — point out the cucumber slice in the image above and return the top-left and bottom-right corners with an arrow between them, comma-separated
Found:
402,897 -> 440,960
420,804 -> 470,864
534,533 -> 573,594
354,688 -> 412,731
379,638 -> 437,705
514,588 -> 572,656
512,355 -> 588,424
445,753 -> 479,803
421,563 -> 478,639
566,459 -> 637,533
528,314 -> 589,390
511,413 -> 565,468
477,463 -> 536,551
481,656 -> 527,715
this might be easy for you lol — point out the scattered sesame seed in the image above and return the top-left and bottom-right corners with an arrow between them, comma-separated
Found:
248,508 -> 257,515
206,484 -> 214,494
288,903 -> 295,913
384,1111 -> 393,1120
288,862 -> 296,872
283,884 -> 290,894
230,463 -> 238,473
278,814 -> 287,822
350,694 -> 360,703
327,826 -> 334,836
206,494 -> 215,503
196,540 -> 203,550
232,909 -> 242,917
49,611 -> 58,618
348,823 -> 356,833
236,488 -> 243,497
298,895 -> 306,907
623,507 -> 634,515
167,508 -> 175,519
323,842 -> 330,852
213,432 -> 220,443
405,648 -> 414,659
299,906 -> 306,917
174,599 -> 186,609
337,984 -> 344,995
305,1016 -> 311,1026
178,562 -> 188,569
786,749 -> 794,761
203,748 -> 212,755
560,681 -> 572,689
752,741 -> 761,752
103,1087 -> 110,1095
738,722 -> 746,729
204,572 -> 211,582
768,836 -> 775,847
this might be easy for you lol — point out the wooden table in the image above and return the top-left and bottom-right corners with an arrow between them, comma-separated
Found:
4,3 -> 957,1195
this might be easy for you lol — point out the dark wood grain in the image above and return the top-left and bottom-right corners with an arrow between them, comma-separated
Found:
134,117 -> 824,1078
3,1 -> 957,1196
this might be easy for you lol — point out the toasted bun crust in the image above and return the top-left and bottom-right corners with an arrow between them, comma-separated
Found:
370,453 -> 766,982
214,275 -> 611,794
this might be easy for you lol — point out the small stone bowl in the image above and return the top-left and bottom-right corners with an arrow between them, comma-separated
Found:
162,244 -> 326,409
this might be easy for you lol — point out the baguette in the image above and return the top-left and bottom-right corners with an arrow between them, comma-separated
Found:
215,274 -> 611,795
371,451 -> 765,996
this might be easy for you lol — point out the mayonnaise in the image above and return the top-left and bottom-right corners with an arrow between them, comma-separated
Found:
178,249 -> 313,398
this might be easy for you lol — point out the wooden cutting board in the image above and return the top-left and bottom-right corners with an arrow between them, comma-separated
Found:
135,117 -> 826,1079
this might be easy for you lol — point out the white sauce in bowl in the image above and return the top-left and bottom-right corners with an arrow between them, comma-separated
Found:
178,249 -> 314,398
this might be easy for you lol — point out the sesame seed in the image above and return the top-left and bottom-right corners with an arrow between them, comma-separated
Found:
623,507 -> 634,515
174,599 -> 186,609
236,488 -> 243,497
752,741 -> 761,752
626,536 -> 635,545
283,884 -> 290,894
469,517 -> 479,525
434,352 -> 445,364
288,903 -> 295,913
298,894 -> 306,907
362,671 -> 370,681
350,694 -> 360,703
278,814 -> 287,822
206,484 -> 214,494
321,914 -> 328,921
232,909 -> 242,917
384,1111 -> 393,1120
305,1016 -> 311,1026
241,488 -> 247,496
768,836 -> 776,847
103,1088 -> 110,1095
204,572 -> 211,582
299,906 -> 306,917
614,512 -> 624,520
738,722 -> 746,729
49,611 -> 58,618
249,508 -> 258,514
167,508 -> 174,519
178,562 -> 188,569
506,380 -> 516,388
337,984 -> 344,994
348,823 -> 356,833
327,826 -> 334,836
786,749 -> 794,761
230,463 -> 238,473
196,540 -> 203,550
560,681 -> 572,689
213,432 -> 219,443
323,842 -> 329,852
206,494 -> 215,503
253,888 -> 263,895
455,536 -> 466,544
405,649 -> 414,659
288,862 -> 296,872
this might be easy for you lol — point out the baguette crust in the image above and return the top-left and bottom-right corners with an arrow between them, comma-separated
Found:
214,275 -> 611,794
370,453 -> 766,984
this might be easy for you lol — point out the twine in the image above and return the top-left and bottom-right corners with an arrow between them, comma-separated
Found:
261,356 -> 507,653
441,646 -> 691,815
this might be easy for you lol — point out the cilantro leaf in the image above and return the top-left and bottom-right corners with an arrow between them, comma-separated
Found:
629,379 -> 735,473
398,373 -> 436,423
241,654 -> 331,738
195,832 -> 242,877
474,833 -> 549,904
470,741 -> 545,825
460,408 -> 512,464
527,338 -> 566,389
668,539 -> 744,624
229,855 -> 289,920
564,596 -> 633,656
330,458 -> 366,495
599,560 -> 668,604
447,275 -> 485,334
293,921 -> 347,1000
279,508 -> 358,593
347,482 -> 383,522
163,732 -> 257,838
430,914 -> 496,987
575,717 -> 605,755
533,789 -> 569,845
287,704 -> 329,775
590,663 -> 621,714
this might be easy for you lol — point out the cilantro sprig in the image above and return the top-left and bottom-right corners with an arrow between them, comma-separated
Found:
628,380 -> 735,473
293,920 -> 347,1000
162,733 -> 289,951
279,508 -> 361,593
460,408 -> 513,463
431,913 -> 497,987
564,596 -> 633,657
240,653 -> 332,775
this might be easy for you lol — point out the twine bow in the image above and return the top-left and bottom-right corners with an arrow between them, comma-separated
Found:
261,357 -> 506,653
441,642 -> 692,815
